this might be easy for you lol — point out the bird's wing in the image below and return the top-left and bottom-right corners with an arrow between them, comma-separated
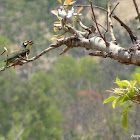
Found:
4,49 -> 29,62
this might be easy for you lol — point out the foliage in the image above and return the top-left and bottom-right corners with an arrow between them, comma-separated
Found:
104,74 -> 140,131
0,68 -> 63,139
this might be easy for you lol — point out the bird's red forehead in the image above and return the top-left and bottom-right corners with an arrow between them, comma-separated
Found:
26,40 -> 29,42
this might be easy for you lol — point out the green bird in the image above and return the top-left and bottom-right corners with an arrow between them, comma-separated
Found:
4,40 -> 34,70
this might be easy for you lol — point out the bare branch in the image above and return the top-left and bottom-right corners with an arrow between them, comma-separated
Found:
77,18 -> 97,37
60,46 -> 70,55
92,17 -> 107,31
108,2 -> 117,45
77,18 -> 93,33
133,0 -> 140,22
90,1 -> 103,39
112,15 -> 138,43
110,2 -> 119,16
63,5 -> 107,12
89,0 -> 109,46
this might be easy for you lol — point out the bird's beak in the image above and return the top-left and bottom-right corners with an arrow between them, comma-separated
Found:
29,40 -> 34,45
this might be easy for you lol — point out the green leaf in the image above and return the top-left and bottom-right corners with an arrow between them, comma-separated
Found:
116,78 -> 130,88
116,96 -> 124,103
112,99 -> 117,108
121,112 -> 128,131
121,105 -> 132,131
127,88 -> 136,98
120,95 -> 130,105
103,96 -> 116,104
123,105 -> 132,113
135,73 -> 140,84
132,80 -> 137,88
137,26 -> 140,30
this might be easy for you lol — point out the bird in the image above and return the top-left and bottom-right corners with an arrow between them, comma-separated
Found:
4,40 -> 34,70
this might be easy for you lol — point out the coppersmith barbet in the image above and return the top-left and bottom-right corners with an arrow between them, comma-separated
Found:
4,40 -> 33,69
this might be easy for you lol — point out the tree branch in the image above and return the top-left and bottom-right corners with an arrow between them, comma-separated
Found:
110,2 -> 119,16
89,51 -> 108,58
108,2 -> 117,45
1,2 -> 140,72
1,32 -> 140,72
112,15 -> 138,43
63,4 -> 107,12
89,0 -> 109,46
133,0 -> 140,23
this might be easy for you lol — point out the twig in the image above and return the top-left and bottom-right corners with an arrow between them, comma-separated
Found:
104,2 -> 119,41
112,15 -> 138,43
108,2 -> 117,45
90,1 -> 103,38
92,17 -> 107,31
1,47 -> 8,59
110,2 -> 119,16
89,0 -> 109,46
63,5 -> 107,12
60,46 -> 70,55
18,55 -> 29,61
77,18 -> 92,33
133,0 -> 140,23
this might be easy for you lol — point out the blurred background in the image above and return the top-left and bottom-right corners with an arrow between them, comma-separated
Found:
0,0 -> 140,139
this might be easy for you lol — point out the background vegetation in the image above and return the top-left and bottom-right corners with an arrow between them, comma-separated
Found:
0,0 -> 139,139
